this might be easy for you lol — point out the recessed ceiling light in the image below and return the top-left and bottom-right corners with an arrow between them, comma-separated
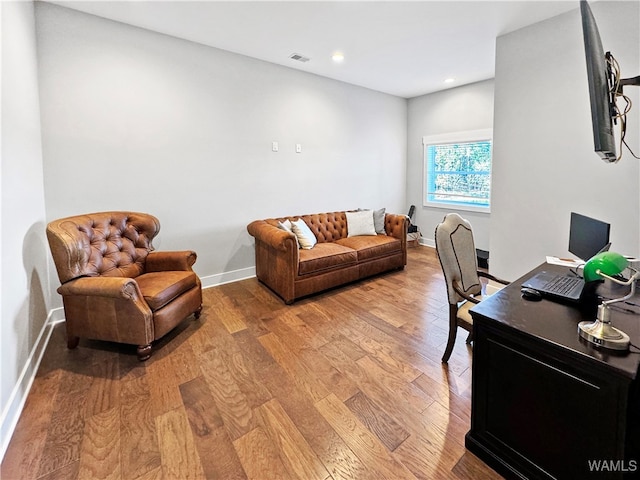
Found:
444,78 -> 456,84
332,52 -> 345,63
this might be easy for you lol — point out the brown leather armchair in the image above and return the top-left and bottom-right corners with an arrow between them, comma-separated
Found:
46,212 -> 202,360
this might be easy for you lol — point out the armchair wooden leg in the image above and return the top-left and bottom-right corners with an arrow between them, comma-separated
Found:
442,307 -> 458,363
137,344 -> 152,361
67,335 -> 80,350
194,306 -> 202,319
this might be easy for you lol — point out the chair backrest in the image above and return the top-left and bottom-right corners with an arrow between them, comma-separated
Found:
435,213 -> 482,305
46,211 -> 160,284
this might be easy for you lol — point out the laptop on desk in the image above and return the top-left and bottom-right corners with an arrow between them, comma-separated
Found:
522,240 -> 613,303
522,271 -> 585,303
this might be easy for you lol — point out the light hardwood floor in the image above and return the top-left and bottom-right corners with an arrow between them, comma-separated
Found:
1,246 -> 502,480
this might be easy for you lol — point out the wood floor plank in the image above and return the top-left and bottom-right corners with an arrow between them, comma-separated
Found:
451,451 -> 505,480
327,334 -> 368,361
145,370 -> 184,419
180,375 -> 247,480
264,313 -> 360,401
353,334 -> 424,383
357,355 -> 435,414
131,466 -> 164,480
318,339 -> 430,436
258,332 -> 331,403
35,385 -> 87,478
344,390 -> 410,452
1,369 -> 61,480
78,407 -> 121,480
199,346 -> 257,441
233,427 -> 294,480
263,309 -> 329,352
207,286 -> 249,334
208,331 -> 273,410
156,407 -> 206,479
36,460 -> 80,480
315,393 -> 417,480
255,398 -> 330,480
412,373 -> 471,425
120,375 -> 162,480
393,422 -> 468,480
84,356 -> 121,418
233,329 -> 371,480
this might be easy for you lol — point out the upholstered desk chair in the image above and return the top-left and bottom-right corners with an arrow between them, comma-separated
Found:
435,213 -> 509,363
46,212 -> 202,361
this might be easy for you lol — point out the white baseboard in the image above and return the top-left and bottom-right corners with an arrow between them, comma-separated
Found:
420,237 -> 435,248
200,266 -> 256,289
0,307 -> 65,462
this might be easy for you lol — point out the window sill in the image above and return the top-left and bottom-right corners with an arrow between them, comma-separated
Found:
424,201 -> 490,214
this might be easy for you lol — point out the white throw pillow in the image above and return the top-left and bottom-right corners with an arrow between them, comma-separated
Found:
346,210 -> 377,237
357,208 -> 386,234
278,220 -> 300,247
290,219 -> 317,249
278,219 -> 293,232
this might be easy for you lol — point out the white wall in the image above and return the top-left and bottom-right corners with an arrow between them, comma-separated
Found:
406,80 -> 495,250
35,2 -> 408,296
491,1 -> 640,281
1,0 -> 52,459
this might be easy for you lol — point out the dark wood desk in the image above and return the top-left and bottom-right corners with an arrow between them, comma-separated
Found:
466,263 -> 640,480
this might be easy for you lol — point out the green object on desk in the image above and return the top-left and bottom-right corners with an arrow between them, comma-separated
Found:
583,251 -> 629,282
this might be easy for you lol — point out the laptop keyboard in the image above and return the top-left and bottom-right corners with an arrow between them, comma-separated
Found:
543,275 -> 582,295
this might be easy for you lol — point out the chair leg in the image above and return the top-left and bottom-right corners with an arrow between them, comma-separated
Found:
137,344 -> 152,361
466,332 -> 473,344
442,306 -> 458,363
194,306 -> 203,319
67,335 -> 80,350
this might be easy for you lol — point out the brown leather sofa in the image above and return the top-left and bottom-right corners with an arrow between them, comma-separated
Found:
46,211 -> 202,360
247,210 -> 408,304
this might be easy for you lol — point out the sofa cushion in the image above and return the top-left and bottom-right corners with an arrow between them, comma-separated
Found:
336,235 -> 401,261
135,271 -> 199,310
298,243 -> 357,275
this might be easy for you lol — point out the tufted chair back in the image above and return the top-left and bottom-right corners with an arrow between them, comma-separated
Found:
46,211 -> 203,361
47,212 -> 160,284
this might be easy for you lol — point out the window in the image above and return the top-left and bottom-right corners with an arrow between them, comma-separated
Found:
423,129 -> 492,213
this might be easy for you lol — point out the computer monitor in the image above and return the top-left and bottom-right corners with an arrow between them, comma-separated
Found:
568,212 -> 610,261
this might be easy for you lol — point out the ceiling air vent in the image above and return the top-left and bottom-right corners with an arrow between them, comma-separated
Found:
289,53 -> 310,63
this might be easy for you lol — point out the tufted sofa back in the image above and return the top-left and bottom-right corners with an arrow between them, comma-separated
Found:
46,212 -> 160,284
267,211 -> 350,243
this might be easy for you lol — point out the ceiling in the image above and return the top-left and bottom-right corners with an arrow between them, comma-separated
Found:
49,0 -> 583,98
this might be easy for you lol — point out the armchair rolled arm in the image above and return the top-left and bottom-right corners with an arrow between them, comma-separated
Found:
247,220 -> 298,252
146,250 -> 197,272
57,276 -> 144,301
